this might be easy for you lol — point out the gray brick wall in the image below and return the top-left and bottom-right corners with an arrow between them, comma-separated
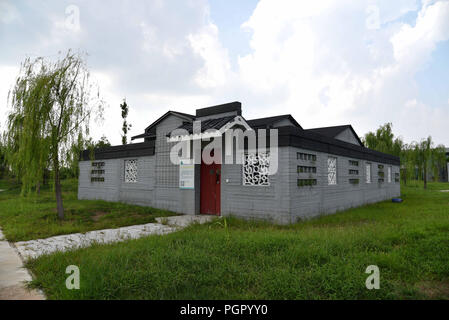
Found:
154,114 -> 196,214
79,125 -> 400,223
335,128 -> 362,146
289,146 -> 400,222
220,147 -> 291,223
78,156 -> 156,205
78,159 -> 121,202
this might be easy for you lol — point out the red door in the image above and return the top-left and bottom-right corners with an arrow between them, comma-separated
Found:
200,160 -> 221,215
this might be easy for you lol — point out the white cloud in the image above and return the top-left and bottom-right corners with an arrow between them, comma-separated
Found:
0,65 -> 20,130
231,0 -> 449,145
391,0 -> 449,66
0,2 -> 20,24
1,0 -> 449,147
188,20 -> 231,88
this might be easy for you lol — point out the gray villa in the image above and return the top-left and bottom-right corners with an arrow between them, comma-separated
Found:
78,101 -> 400,223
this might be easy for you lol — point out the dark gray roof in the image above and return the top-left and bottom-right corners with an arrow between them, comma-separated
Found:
84,125 -> 399,165
168,114 -> 302,137
278,126 -> 398,165
196,101 -> 241,117
131,110 -> 194,140
81,141 -> 155,160
305,125 -> 363,146
167,115 -> 235,136
247,114 -> 302,129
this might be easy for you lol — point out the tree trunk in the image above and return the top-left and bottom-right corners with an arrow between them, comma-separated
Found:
53,156 -> 64,220
36,180 -> 40,195
423,165 -> 427,189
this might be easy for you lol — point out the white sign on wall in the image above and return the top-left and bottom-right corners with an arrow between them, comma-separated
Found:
179,159 -> 194,189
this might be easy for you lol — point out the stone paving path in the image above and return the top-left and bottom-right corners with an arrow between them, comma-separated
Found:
15,215 -> 217,261
1,215 -> 216,299
0,229 -> 46,300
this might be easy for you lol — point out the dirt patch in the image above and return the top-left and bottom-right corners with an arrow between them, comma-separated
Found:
91,211 -> 110,222
0,284 -> 45,300
416,280 -> 449,299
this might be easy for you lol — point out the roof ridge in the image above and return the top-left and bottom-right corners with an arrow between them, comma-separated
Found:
306,124 -> 351,130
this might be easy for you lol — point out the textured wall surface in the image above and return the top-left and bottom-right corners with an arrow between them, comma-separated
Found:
79,125 -> 400,223
79,114 -> 196,214
335,128 -> 362,146
220,147 -> 291,223
289,146 -> 400,222
78,156 -> 155,205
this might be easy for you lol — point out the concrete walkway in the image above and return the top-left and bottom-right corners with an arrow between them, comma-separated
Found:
0,229 -> 45,300
15,215 -> 217,261
1,215 -> 216,299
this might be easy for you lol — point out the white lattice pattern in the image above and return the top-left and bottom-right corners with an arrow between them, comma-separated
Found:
243,153 -> 270,186
327,157 -> 337,185
125,159 -> 138,183
366,163 -> 371,183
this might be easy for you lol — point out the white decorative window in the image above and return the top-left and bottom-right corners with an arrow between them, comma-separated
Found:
124,159 -> 138,183
327,157 -> 337,185
388,166 -> 392,183
243,153 -> 270,186
366,163 -> 371,183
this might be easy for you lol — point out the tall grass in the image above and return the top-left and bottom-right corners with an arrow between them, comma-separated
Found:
26,183 -> 449,299
0,178 -> 176,241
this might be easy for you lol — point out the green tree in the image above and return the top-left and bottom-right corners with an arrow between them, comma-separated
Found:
416,137 -> 433,189
65,135 -> 110,179
120,99 -> 132,145
0,135 -> 7,178
400,142 -> 417,186
364,123 -> 446,187
410,137 -> 445,189
362,123 -> 402,157
6,51 -> 104,219
430,144 -> 446,182
96,135 -> 111,148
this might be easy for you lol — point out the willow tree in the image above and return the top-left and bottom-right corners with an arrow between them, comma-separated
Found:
6,51 -> 103,219
413,136 -> 446,189
430,144 -> 446,182
363,123 -> 402,157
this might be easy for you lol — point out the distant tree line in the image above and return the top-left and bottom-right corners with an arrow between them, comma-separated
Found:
362,123 -> 447,189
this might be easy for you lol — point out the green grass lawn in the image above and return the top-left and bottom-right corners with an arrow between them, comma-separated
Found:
0,178 -> 176,242
23,181 -> 449,300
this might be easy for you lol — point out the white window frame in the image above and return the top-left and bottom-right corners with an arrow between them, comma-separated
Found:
366,163 -> 371,183
124,159 -> 138,183
387,166 -> 392,183
327,156 -> 337,185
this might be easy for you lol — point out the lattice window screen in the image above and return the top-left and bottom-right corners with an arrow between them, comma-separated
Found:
366,163 -> 371,183
125,159 -> 138,183
327,157 -> 337,185
243,153 -> 270,186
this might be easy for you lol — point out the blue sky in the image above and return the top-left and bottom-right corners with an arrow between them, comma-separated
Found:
416,39 -> 449,107
208,0 -> 259,69
0,0 -> 448,146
